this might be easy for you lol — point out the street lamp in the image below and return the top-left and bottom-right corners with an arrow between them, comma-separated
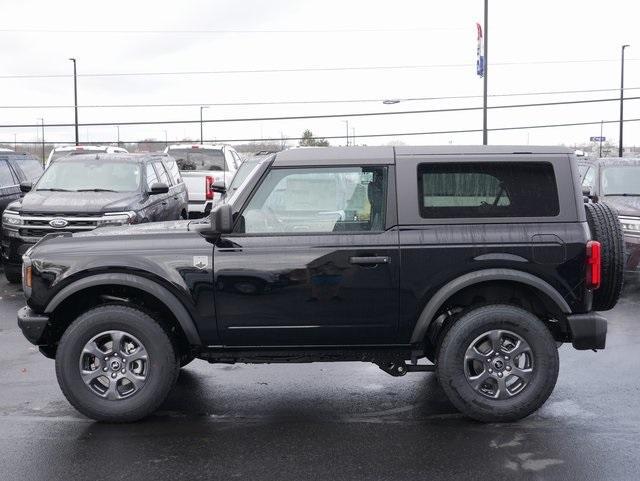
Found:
69,58 -> 79,146
200,106 -> 209,144
619,44 -> 630,158
37,118 -> 45,165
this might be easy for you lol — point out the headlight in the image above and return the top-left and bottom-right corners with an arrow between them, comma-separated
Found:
619,216 -> 640,235
22,254 -> 32,298
96,211 -> 136,227
2,210 -> 22,227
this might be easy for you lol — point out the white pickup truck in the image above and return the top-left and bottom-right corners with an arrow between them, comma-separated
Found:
164,144 -> 241,217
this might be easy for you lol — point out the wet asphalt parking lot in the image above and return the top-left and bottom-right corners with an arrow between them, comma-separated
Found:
1,274 -> 639,481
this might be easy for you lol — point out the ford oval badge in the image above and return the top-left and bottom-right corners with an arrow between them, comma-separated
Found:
49,218 -> 69,228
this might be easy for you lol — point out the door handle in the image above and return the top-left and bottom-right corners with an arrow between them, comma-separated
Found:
349,256 -> 390,265
161,201 -> 168,205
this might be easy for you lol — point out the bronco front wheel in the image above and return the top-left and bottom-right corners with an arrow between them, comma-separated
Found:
436,304 -> 559,422
55,305 -> 179,422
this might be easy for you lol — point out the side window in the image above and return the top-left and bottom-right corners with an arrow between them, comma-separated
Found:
154,161 -> 172,186
237,166 -> 387,234
0,160 -> 16,186
165,160 -> 182,184
418,162 -> 559,218
582,167 -> 595,191
145,163 -> 158,188
231,151 -> 242,169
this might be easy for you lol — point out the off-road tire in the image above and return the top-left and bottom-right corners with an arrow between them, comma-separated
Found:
4,264 -> 21,284
585,202 -> 624,311
437,304 -> 559,422
55,305 -> 179,422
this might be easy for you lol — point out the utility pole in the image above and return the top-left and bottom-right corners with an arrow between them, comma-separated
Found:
482,0 -> 489,145
619,45 -> 630,158
343,120 -> 349,146
599,120 -> 604,158
37,118 -> 45,165
200,106 -> 208,144
69,58 -> 79,146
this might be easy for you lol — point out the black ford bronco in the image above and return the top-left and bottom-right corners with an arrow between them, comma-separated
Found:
17,146 -> 623,423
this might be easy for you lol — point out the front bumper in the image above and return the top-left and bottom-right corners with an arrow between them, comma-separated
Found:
566,312 -> 607,350
17,306 -> 50,345
623,235 -> 640,273
1,234 -> 35,265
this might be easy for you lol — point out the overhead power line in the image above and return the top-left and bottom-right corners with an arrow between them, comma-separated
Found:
1,58 -> 639,80
0,27 -> 467,34
1,96 -> 639,129
3,118 -> 640,145
2,86 -> 640,110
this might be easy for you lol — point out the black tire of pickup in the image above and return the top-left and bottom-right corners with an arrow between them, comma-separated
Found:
585,202 -> 624,311
55,305 -> 179,422
437,304 -> 559,423
4,264 -> 21,284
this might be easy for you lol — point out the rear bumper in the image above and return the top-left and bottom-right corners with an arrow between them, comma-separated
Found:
187,200 -> 213,214
17,306 -> 49,345
567,312 -> 607,350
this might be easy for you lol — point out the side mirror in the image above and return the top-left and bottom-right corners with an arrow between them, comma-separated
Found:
20,181 -> 32,193
148,182 -> 169,195
582,186 -> 591,197
211,203 -> 233,234
211,180 -> 226,194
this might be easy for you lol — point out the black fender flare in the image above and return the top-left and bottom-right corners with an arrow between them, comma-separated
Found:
410,268 -> 572,344
44,273 -> 202,346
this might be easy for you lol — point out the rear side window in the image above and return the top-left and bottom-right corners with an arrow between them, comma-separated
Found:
145,163 -> 158,188
418,162 -> 559,218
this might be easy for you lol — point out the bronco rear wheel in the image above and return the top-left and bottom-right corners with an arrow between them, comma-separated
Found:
437,304 -> 559,422
55,305 -> 179,422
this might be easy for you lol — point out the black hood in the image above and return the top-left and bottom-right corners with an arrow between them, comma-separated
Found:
602,197 -> 640,217
14,191 -> 141,214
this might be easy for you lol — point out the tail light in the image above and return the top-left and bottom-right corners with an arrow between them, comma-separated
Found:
205,176 -> 214,200
586,240 -> 601,290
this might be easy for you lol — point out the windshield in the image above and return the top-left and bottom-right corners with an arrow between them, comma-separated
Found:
36,159 -> 141,192
169,149 -> 229,171
602,166 -> 640,196
228,160 -> 259,193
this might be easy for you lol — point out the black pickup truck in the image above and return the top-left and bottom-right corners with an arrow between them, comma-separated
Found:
17,146 -> 623,423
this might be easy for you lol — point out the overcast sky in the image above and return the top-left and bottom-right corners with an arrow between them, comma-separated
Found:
1,0 -> 639,148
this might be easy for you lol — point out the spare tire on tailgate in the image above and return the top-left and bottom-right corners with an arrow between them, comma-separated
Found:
584,202 -> 624,311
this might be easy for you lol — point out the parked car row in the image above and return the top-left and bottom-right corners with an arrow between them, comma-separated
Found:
579,157 -> 640,277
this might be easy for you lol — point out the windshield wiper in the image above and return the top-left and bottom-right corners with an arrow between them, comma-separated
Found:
76,188 -> 119,192
604,193 -> 640,197
36,188 -> 72,192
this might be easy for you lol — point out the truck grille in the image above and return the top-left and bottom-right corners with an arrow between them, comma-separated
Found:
18,213 -> 102,239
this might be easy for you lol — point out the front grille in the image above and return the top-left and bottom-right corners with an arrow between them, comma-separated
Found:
18,214 -> 102,239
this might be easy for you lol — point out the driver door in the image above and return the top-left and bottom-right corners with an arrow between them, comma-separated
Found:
213,164 -> 400,346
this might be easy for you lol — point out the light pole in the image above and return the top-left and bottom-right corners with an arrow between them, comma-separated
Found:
13,133 -> 16,151
69,58 -> 79,146
351,127 -> 356,146
482,0 -> 489,145
600,120 -> 604,158
619,44 -> 630,158
116,126 -> 120,147
37,118 -> 45,164
163,130 -> 168,149
343,120 -> 349,146
200,106 -> 209,144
